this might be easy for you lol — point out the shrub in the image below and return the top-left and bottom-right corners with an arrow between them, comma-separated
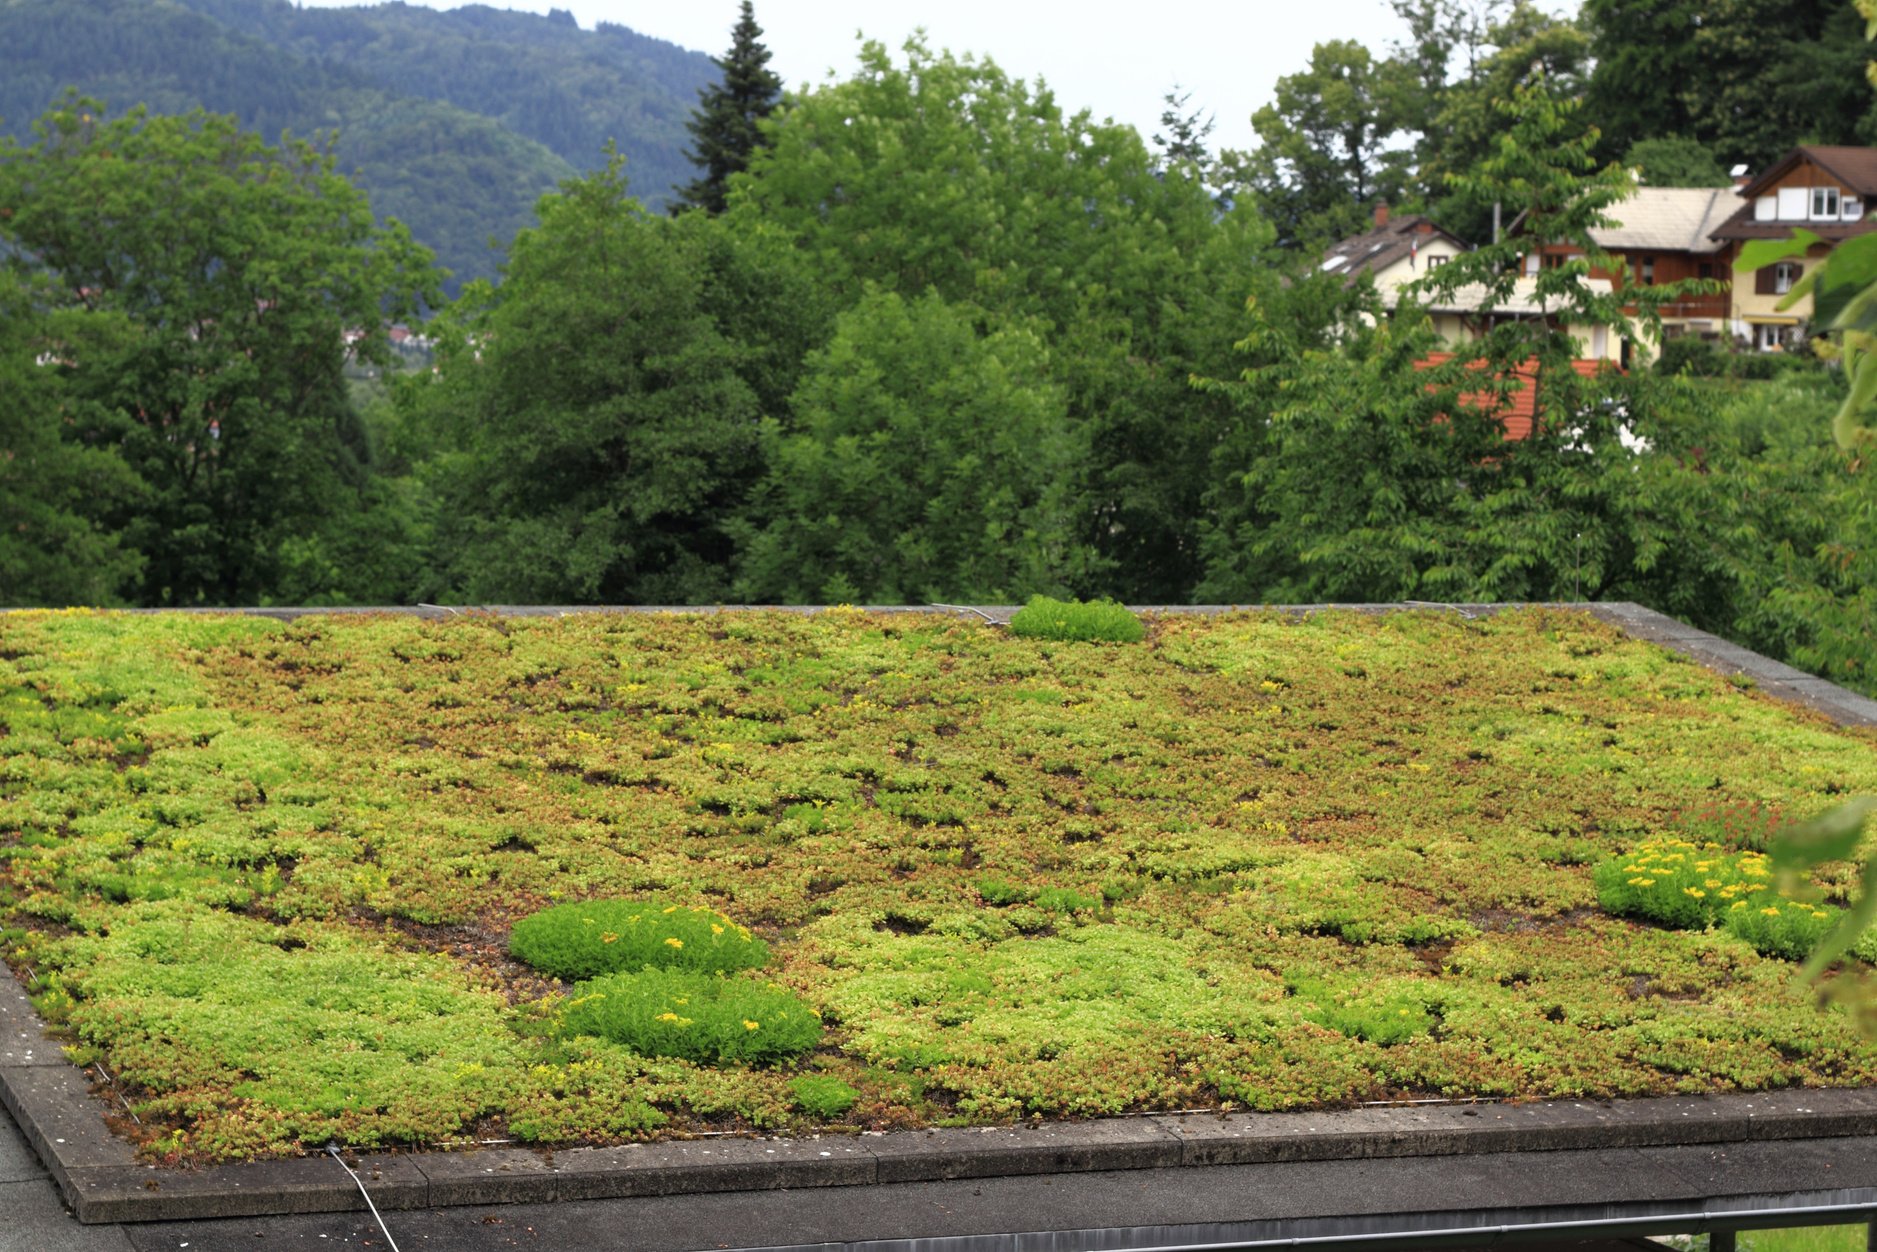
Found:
1008,596 -> 1145,644
1289,976 -> 1434,1045
1595,838 -> 1871,963
788,1073 -> 860,1118
1724,896 -> 1841,961
976,875 -> 1034,906
1593,838 -> 1774,929
1035,885 -> 1102,913
559,968 -> 822,1064
510,900 -> 769,981
1655,337 -> 1729,378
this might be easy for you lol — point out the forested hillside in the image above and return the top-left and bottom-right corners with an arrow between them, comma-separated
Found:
0,0 -> 714,288
5,1 -> 1877,701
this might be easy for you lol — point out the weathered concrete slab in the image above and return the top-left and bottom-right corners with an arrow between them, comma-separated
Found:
0,975 -> 62,1068
418,1145 -> 561,1206
547,1136 -> 876,1202
64,1152 -> 428,1225
867,1121 -> 1184,1184
0,1063 -> 138,1180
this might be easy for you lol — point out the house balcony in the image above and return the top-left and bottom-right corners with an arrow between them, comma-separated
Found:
1626,291 -> 1731,322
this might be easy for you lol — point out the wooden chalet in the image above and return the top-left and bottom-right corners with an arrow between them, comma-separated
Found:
1708,145 -> 1877,350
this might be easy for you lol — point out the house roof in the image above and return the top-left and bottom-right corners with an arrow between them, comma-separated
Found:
1711,145 -> 1877,243
1590,186 -> 1739,254
1417,352 -> 1616,441
1390,277 -> 1616,316
1736,145 -> 1877,199
1319,214 -> 1468,285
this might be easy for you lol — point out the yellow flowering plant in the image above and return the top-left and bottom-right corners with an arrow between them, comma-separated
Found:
1596,836 -> 1872,963
1594,838 -> 1773,930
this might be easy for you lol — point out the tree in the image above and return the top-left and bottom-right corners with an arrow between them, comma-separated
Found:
0,96 -> 438,606
734,37 -> 1282,599
1588,0 -> 1873,171
1416,3 -> 1593,243
0,269 -> 144,606
1582,0 -> 1705,161
1242,40 -> 1410,247
1153,87 -> 1215,172
672,1 -> 782,215
735,289 -> 1095,604
1623,137 -> 1730,188
1202,80 -> 1700,606
417,157 -> 762,603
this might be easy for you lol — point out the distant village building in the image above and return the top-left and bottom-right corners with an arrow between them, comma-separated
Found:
1323,203 -> 1622,365
1528,185 -> 1737,357
1709,145 -> 1877,351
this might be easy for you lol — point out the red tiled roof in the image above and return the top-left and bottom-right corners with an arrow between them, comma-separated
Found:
1416,353 -> 1615,441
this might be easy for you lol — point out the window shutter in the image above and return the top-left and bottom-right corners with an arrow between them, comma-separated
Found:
1756,266 -> 1776,295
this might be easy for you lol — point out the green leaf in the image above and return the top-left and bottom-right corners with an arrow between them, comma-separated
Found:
1772,798 -> 1877,873
1800,853 -> 1877,984
1737,230 -> 1823,273
1834,352 -> 1877,450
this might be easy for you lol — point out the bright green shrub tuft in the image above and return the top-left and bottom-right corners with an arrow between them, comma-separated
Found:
1008,596 -> 1145,644
510,900 -> 769,981
1035,885 -> 1102,913
788,1073 -> 860,1118
1289,976 -> 1435,1045
559,968 -> 822,1065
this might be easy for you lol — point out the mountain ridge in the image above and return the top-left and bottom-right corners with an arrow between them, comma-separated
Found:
0,0 -> 719,289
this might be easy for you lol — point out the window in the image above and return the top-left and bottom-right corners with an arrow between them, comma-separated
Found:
1698,262 -> 1714,280
1426,254 -> 1447,269
1812,186 -> 1841,219
1640,256 -> 1657,284
1846,197 -> 1865,222
1757,260 -> 1804,296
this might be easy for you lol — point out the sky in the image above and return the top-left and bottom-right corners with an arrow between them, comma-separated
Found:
287,0 -> 1438,155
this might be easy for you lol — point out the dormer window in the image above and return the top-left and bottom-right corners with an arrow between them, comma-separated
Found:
1812,186 -> 1841,220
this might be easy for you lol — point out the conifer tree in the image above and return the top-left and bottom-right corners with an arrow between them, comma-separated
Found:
674,2 -> 782,215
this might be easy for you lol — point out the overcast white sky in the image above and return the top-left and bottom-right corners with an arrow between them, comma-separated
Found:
289,0 -> 1442,155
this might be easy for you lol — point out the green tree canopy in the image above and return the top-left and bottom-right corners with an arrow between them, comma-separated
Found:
730,37 -> 1280,597
1623,137 -> 1731,188
1588,0 -> 1874,169
418,158 -> 762,604
735,289 -> 1094,604
0,96 -> 438,606
1240,39 -> 1410,247
0,269 -> 144,606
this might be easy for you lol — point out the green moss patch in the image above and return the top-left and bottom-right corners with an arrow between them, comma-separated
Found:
511,900 -> 768,980
559,967 -> 822,1064
1008,596 -> 1145,643
3,605 -> 1876,1160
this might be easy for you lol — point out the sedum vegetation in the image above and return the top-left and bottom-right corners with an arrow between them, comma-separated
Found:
3,606 -> 1877,1161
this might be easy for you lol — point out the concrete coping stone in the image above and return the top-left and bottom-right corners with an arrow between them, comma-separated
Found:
4,601 -> 1876,1222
